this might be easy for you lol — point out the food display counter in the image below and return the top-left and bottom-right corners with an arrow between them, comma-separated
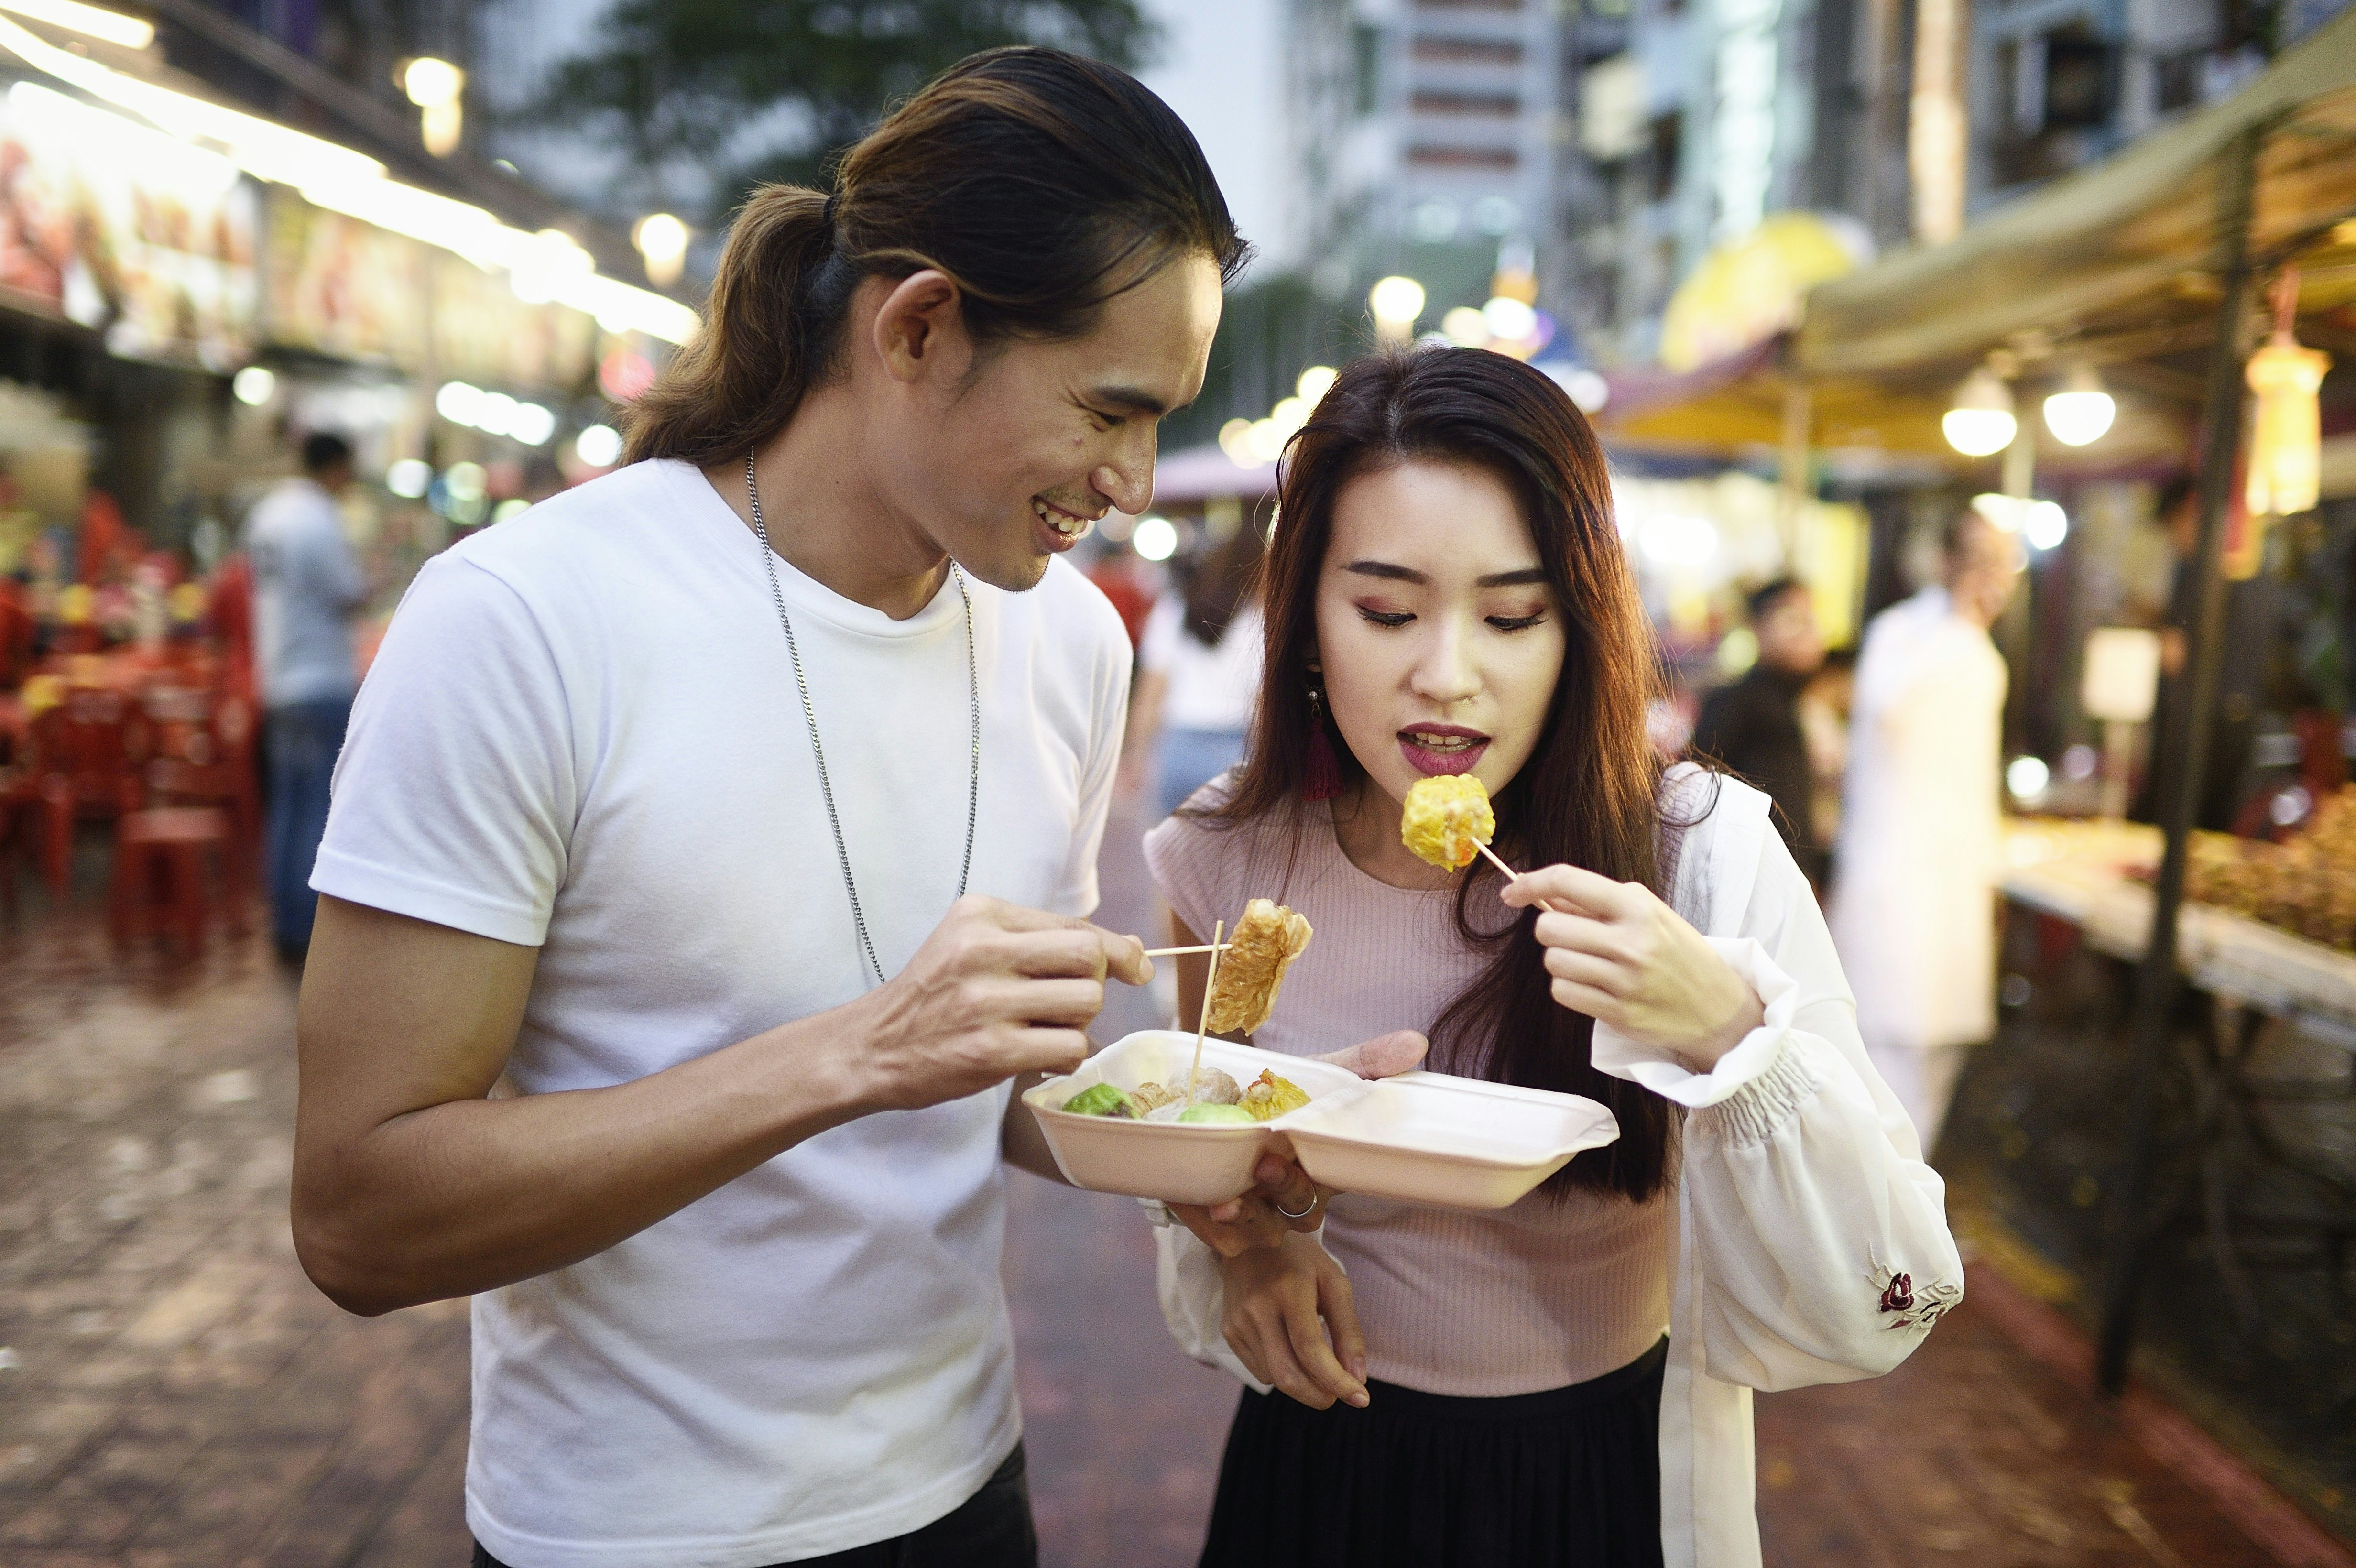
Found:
2003,818 -> 2356,1042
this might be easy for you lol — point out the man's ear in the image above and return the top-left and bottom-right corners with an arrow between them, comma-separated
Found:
872,269 -> 968,387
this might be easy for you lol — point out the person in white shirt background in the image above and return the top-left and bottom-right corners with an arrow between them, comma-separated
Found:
245,429 -> 369,957
1126,522 -> 1266,817
289,50 -> 1257,1568
1829,511 -> 2023,1153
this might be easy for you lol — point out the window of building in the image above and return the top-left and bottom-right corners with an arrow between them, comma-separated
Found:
2042,25 -> 2113,129
1411,36 -> 1527,64
1406,144 -> 1523,169
1353,23 -> 1384,117
1411,89 -> 1524,116
1647,110 -> 1682,203
2155,48 -> 2202,112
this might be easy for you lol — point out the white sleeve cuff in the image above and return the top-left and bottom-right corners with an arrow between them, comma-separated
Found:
1590,937 -> 1802,1109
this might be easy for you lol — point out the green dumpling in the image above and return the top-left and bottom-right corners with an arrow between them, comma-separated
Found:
1176,1101 -> 1257,1126
1061,1082 -> 1136,1118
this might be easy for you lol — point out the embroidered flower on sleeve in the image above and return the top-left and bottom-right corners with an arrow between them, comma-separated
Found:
1869,1255 -> 1961,1331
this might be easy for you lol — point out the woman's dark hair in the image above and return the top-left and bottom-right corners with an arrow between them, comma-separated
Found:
626,47 -> 1250,466
1209,349 -> 1686,1202
1182,522 -> 1266,646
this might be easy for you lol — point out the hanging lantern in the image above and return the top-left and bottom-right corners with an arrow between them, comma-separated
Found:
2244,267 -> 2330,518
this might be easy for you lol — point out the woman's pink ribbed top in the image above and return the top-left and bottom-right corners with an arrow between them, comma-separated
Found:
1143,792 -> 1671,1398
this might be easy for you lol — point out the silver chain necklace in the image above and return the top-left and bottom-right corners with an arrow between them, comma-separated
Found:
746,453 -> 980,989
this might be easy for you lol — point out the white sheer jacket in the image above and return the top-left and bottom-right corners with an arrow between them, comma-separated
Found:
1151,767 -> 1965,1568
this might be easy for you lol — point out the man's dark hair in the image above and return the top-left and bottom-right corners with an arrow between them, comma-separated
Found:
302,432 -> 354,476
1745,576 -> 1808,625
626,47 -> 1249,466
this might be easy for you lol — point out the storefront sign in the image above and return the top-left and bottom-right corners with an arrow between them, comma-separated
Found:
431,251 -> 595,393
0,81 -> 259,367
265,190 -> 429,370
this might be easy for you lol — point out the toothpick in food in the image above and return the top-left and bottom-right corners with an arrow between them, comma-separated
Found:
1184,918 -> 1224,1108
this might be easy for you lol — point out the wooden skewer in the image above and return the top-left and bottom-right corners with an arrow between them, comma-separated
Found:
1184,918 -> 1225,1109
1140,942 -> 1230,958
1472,839 -> 1570,914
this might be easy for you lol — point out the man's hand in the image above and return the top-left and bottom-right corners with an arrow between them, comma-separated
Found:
294,894 -> 1148,1318
1220,1231 -> 1368,1410
1503,864 -> 1762,1070
1168,1029 -> 1426,1258
852,895 -> 1151,1112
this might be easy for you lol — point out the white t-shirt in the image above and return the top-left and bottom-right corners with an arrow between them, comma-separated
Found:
1137,593 -> 1262,733
312,458 -> 1131,1568
247,476 -> 365,707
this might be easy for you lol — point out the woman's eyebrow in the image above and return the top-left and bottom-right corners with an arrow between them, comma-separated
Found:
1342,561 -> 1548,588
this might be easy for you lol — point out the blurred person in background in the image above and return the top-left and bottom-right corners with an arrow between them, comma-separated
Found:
1830,511 -> 2021,1152
1689,577 -> 1826,882
1082,538 -> 1156,649
2134,476 -> 2296,832
1126,520 -> 1265,816
1798,647 -> 1857,865
249,430 -> 366,958
290,51 -> 1241,1568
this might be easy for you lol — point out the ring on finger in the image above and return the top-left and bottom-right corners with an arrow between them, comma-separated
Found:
1276,1191 -> 1320,1220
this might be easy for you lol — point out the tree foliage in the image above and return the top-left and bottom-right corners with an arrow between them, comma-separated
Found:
522,0 -> 1158,217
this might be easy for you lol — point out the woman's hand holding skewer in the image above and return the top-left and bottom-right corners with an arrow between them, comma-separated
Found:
1502,864 -> 1762,1070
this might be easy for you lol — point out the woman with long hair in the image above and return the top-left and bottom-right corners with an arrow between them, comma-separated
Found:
1142,350 -> 1961,1568
1127,521 -> 1268,817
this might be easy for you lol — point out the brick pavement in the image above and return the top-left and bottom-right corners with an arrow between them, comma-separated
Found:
1,804 -> 2343,1566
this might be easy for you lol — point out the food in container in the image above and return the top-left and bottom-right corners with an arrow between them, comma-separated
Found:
1239,1069 -> 1310,1121
1204,898 -> 1314,1035
1127,1080 -> 1183,1115
1025,1032 -> 1620,1210
1060,1082 -> 1137,1118
1401,774 -> 1496,871
1175,1102 -> 1256,1125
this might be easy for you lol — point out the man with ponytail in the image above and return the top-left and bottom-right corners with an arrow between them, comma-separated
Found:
289,49 -> 1245,1568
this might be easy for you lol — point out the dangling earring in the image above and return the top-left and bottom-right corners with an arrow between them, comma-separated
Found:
1303,678 -> 1342,802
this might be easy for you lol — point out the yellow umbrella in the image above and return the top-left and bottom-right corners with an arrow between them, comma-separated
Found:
1660,213 -> 1863,373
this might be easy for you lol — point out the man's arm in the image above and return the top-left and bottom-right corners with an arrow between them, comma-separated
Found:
294,893 -> 1148,1316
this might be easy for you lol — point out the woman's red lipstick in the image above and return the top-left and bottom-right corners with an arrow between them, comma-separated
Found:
1398,724 -> 1490,777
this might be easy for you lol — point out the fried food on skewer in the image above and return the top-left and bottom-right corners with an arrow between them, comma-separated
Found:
1202,898 -> 1314,1035
1401,774 -> 1496,871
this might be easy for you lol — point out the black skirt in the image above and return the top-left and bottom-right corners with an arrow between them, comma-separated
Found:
1198,1338 -> 1668,1568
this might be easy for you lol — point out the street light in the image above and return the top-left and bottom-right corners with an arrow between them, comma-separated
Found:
1942,364 -> 2017,458
0,0 -> 153,48
2041,365 -> 2116,447
1440,307 -> 1488,348
575,424 -> 624,468
1296,365 -> 1338,404
1133,516 -> 1177,561
402,56 -> 465,157
633,213 -> 689,289
1369,275 -> 1426,342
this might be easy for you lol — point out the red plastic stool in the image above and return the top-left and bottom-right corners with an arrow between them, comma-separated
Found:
109,807 -> 243,958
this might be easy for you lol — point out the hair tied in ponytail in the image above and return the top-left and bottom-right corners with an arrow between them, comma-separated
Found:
621,47 -> 1247,470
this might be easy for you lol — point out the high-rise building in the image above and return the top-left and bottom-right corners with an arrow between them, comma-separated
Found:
1549,0 -> 2356,369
